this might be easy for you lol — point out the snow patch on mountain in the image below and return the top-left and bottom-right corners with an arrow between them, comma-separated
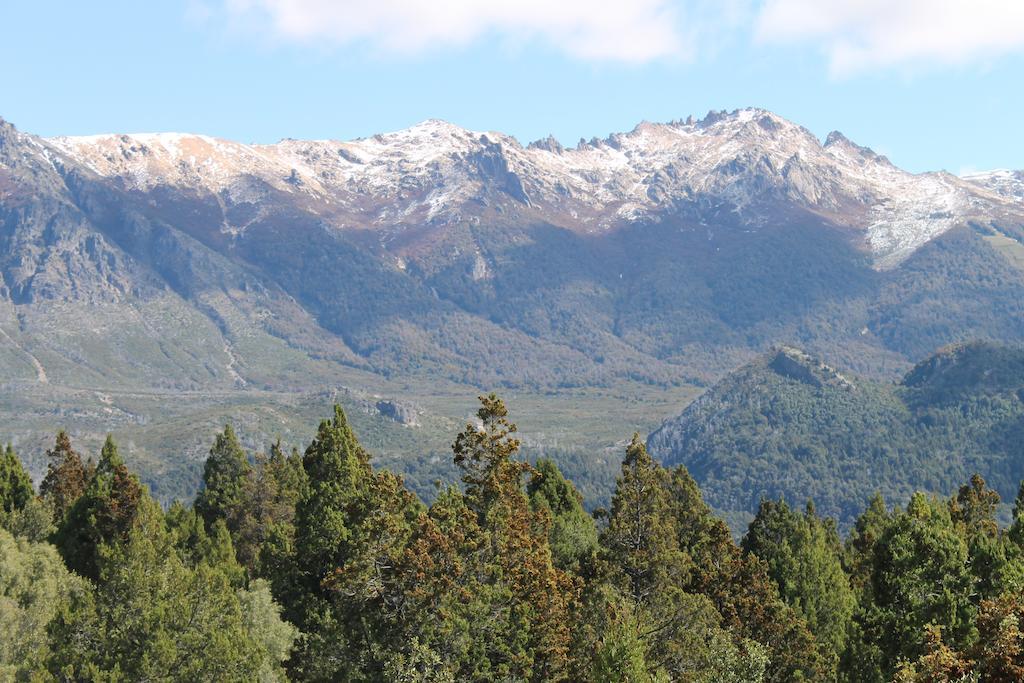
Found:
44,109 -> 1024,268
962,169 -> 1024,203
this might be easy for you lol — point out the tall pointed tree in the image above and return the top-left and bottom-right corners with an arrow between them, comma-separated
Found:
195,424 -> 251,534
39,430 -> 91,523
595,435 -> 780,681
396,395 -> 579,682
55,435 -> 144,581
1009,480 -> 1024,548
527,457 -> 598,574
0,443 -> 33,513
950,474 -> 1014,599
282,404 -> 421,680
742,498 -> 856,672
856,492 -> 976,679
232,440 -> 308,573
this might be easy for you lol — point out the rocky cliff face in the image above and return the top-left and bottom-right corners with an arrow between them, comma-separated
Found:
46,109 -> 1022,268
0,110 -> 1023,393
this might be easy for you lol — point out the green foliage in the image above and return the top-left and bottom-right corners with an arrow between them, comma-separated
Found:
743,499 -> 856,670
6,393 -> 1024,682
39,430 -> 92,523
238,579 -> 299,683
55,435 -> 145,581
231,442 -> 307,573
0,495 -> 55,542
195,424 -> 252,532
395,395 -> 579,681
598,435 -> 823,682
650,343 -> 1024,531
527,457 -> 598,572
47,500 -> 292,681
0,526 -> 90,678
0,443 -> 33,513
850,493 -> 977,680
277,404 -> 422,680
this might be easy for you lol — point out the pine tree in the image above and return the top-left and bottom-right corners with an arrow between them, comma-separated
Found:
594,436 -> 784,682
281,405 -> 421,680
1009,480 -> 1024,547
661,465 -> 827,683
195,425 -> 252,535
949,474 -> 1018,600
857,492 -> 977,679
0,443 -> 33,513
397,395 -> 578,681
39,430 -> 91,523
600,434 -> 689,610
47,498 -> 292,680
742,498 -> 856,672
527,458 -> 598,573
55,435 -> 144,581
232,440 -> 308,573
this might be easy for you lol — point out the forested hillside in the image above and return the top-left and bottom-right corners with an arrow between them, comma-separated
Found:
648,342 -> 1024,532
2,395 -> 1024,681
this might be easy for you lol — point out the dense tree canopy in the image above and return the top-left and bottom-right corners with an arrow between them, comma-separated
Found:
1,395 -> 1023,681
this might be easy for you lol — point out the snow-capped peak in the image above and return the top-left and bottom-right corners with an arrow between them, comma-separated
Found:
39,108 -> 1024,267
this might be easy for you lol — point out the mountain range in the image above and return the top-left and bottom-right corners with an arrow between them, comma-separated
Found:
1,107 -> 1023,502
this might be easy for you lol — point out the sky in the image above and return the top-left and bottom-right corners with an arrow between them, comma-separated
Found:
2,0 -> 1022,174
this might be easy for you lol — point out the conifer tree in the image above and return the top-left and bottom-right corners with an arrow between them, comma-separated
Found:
232,440 -> 308,572
595,435 -> 782,682
39,430 -> 91,523
742,498 -> 856,671
397,395 -> 578,682
195,424 -> 252,534
1009,480 -> 1024,547
671,467 -> 826,682
55,435 -> 144,581
601,434 -> 689,609
0,443 -> 33,513
165,501 -> 244,584
855,492 -> 977,679
527,458 -> 598,574
48,497 -> 292,680
281,405 -> 421,680
971,592 -> 1024,680
950,474 -> 1017,600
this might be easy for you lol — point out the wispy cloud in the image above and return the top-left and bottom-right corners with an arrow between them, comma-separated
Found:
220,0 -> 735,63
214,1 -> 1024,74
755,0 -> 1024,76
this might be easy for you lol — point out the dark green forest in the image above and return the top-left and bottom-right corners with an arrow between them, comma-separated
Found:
2,394 -> 1024,681
649,342 -> 1024,532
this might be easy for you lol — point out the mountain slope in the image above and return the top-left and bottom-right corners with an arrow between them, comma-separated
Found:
3,109 -> 1024,505
647,343 -> 1024,531
9,108 -> 1024,389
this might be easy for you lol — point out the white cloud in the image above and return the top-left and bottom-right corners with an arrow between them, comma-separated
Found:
756,0 -> 1024,76
223,0 -> 707,63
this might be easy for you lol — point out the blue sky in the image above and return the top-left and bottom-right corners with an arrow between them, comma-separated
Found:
2,0 -> 1022,174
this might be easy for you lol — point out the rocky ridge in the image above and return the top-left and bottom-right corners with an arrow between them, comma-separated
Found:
46,109 -> 1023,268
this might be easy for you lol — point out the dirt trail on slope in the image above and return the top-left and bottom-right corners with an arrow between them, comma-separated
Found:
0,327 -> 47,383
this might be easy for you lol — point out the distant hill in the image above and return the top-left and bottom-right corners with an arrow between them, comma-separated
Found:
647,342 -> 1024,531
